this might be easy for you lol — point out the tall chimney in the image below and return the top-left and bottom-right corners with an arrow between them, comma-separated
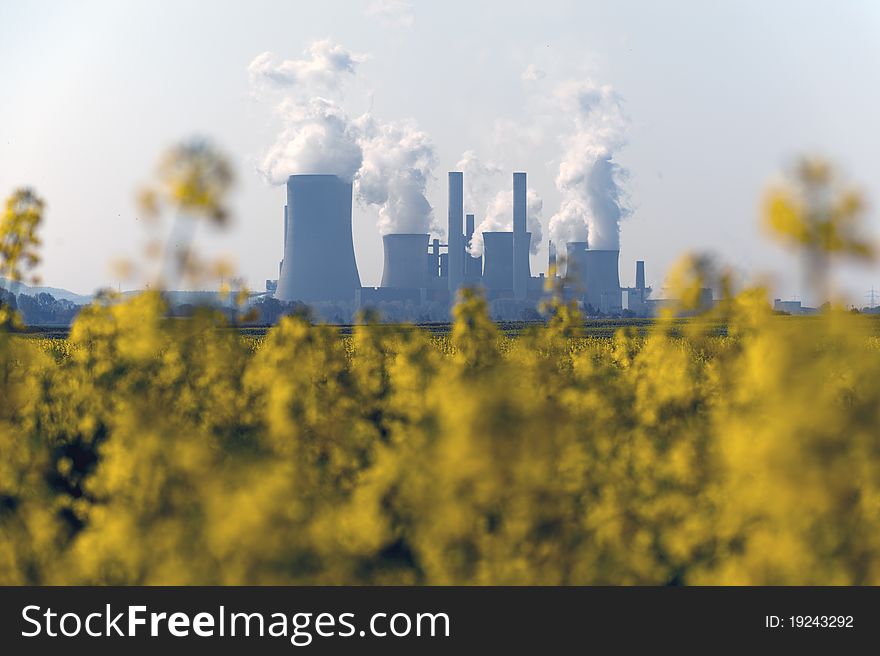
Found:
465,213 -> 475,248
548,240 -> 557,276
635,260 -> 646,290
513,172 -> 527,300
447,172 -> 464,298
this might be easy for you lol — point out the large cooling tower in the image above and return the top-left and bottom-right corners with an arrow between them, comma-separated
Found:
483,231 -> 531,292
564,242 -> 589,286
276,175 -> 361,303
381,233 -> 429,289
583,250 -> 621,311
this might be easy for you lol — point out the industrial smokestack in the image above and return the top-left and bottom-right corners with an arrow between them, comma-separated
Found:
447,172 -> 464,296
381,233 -> 430,289
466,213 -> 475,247
549,240 -> 557,275
583,249 -> 621,312
513,172 -> 527,300
635,260 -> 645,290
276,175 -> 361,303
483,231 -> 531,293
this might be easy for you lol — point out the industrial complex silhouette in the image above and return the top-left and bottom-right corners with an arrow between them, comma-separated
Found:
271,171 -> 652,316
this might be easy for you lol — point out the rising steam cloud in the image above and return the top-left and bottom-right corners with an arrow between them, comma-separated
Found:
457,151 -> 543,256
250,41 -> 436,235
248,41 -> 364,91
549,81 -> 628,250
354,115 -> 437,234
258,98 -> 363,184
469,188 -> 543,257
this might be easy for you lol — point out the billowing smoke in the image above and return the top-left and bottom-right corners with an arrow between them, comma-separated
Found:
456,149 -> 502,213
456,151 -> 542,256
353,114 -> 436,234
258,97 -> 363,184
549,81 -> 628,250
250,41 -> 437,235
248,41 -> 364,91
469,188 -> 543,257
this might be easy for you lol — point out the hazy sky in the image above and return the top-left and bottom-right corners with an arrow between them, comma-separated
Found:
2,0 -> 879,303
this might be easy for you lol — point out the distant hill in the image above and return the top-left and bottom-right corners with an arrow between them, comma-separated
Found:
0,278 -> 93,304
0,280 -> 253,307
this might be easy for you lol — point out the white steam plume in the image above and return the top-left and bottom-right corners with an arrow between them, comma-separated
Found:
250,41 -> 438,234
469,188 -> 543,257
549,81 -> 628,250
354,114 -> 436,235
258,97 -> 363,184
248,41 -> 364,92
456,150 -> 503,214
456,151 -> 542,256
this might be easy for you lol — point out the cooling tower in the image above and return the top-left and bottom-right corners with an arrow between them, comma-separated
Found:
276,175 -> 361,303
564,242 -> 589,286
513,172 -> 528,300
447,172 -> 464,295
381,233 -> 429,289
583,250 -> 621,311
483,231 -> 531,293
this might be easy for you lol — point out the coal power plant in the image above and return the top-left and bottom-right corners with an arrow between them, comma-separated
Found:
268,170 -> 653,318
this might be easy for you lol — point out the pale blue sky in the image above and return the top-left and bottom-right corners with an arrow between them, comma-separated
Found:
2,0 -> 879,302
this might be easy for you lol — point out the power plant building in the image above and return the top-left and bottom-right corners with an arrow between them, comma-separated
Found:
270,170 -> 652,317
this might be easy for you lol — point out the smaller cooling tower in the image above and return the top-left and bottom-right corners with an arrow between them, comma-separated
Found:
483,231 -> 531,293
583,250 -> 621,312
381,233 -> 429,289
564,242 -> 589,286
